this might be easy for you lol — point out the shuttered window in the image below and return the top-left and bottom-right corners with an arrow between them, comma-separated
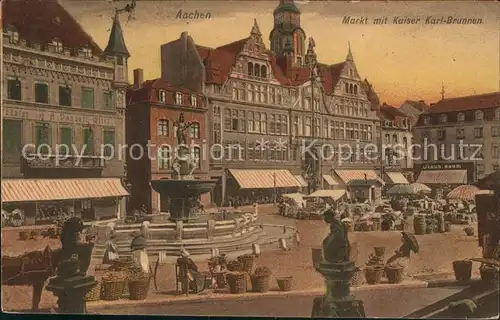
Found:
81,87 -> 94,109
2,119 -> 22,162
103,130 -> 115,157
34,83 -> 49,104
59,127 -> 72,155
83,127 -> 93,155
103,91 -> 113,110
35,122 -> 50,154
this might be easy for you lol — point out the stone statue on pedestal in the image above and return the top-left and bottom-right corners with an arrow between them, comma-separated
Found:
173,113 -> 193,146
311,209 -> 366,318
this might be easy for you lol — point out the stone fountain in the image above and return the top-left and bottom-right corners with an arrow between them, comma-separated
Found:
92,113 -> 298,261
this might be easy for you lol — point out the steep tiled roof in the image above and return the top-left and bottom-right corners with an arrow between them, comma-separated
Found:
403,100 -> 429,112
2,0 -> 102,54
362,79 -> 380,111
425,92 -> 500,114
380,105 -> 410,120
278,60 -> 345,93
127,78 -> 204,105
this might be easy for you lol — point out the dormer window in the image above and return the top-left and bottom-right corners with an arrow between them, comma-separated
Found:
52,38 -> 63,53
457,112 -> 465,122
190,94 -> 197,107
495,108 -> 500,119
475,110 -> 484,121
384,121 -> 391,127
158,90 -> 167,102
423,116 -> 430,125
440,114 -> 447,123
5,25 -> 19,44
82,46 -> 92,58
175,92 -> 183,105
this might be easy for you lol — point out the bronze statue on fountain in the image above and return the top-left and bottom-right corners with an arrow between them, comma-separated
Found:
150,113 -> 216,221
312,209 -> 366,318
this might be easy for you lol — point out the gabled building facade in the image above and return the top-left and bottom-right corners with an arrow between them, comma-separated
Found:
126,70 -> 209,214
160,0 -> 382,204
1,0 -> 130,223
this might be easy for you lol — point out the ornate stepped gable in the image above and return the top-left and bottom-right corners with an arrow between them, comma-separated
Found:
2,0 -> 102,55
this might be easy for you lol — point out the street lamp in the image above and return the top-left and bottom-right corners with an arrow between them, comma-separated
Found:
273,171 -> 277,206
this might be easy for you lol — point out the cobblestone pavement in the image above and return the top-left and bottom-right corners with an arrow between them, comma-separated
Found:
1,206 -> 482,311
91,287 -> 464,317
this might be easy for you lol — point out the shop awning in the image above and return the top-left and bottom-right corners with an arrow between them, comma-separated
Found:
294,175 -> 308,188
304,189 -> 346,200
385,172 -> 409,184
1,178 -> 130,203
229,169 -> 301,189
323,174 -> 342,186
416,170 -> 467,185
333,170 -> 385,186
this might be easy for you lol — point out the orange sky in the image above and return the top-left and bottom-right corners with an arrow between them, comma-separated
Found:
63,0 -> 499,106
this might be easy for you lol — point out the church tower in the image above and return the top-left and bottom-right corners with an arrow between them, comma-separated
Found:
269,0 -> 306,67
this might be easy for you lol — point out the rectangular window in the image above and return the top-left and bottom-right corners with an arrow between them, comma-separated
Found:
2,119 -> 22,162
474,127 -> 483,138
224,109 -> 231,131
437,130 -> 446,141
158,147 -> 170,169
103,130 -> 115,157
158,119 -> 169,136
35,122 -> 50,153
83,127 -> 93,155
103,91 -> 113,110
59,127 -> 72,155
190,95 -> 197,106
59,86 -> 72,106
456,128 -> 465,139
34,83 -> 49,104
190,123 -> 200,139
7,79 -> 22,100
81,87 -> 95,109
193,147 -> 201,168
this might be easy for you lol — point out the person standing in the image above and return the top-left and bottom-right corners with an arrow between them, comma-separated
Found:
177,249 -> 205,293
103,230 -> 119,265
130,231 -> 150,273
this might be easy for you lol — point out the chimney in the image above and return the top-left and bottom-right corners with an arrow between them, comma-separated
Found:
133,68 -> 143,89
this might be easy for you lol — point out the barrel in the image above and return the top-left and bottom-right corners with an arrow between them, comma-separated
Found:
414,215 -> 426,235
311,247 -> 323,269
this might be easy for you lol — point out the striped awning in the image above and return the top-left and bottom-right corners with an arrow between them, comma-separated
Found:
333,170 -> 384,186
294,175 -> 308,188
417,170 -> 467,185
385,172 -> 409,185
1,178 -> 130,203
229,169 -> 300,189
323,175 -> 342,186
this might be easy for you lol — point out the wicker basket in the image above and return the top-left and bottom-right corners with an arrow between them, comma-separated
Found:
226,272 -> 247,294
101,280 -> 126,300
19,231 -> 29,241
128,276 -> 151,300
85,281 -> 102,301
385,266 -> 404,284
237,255 -> 255,273
364,267 -> 383,285
251,275 -> 270,292
453,260 -> 472,282
350,268 -> 364,287
276,276 -> 293,291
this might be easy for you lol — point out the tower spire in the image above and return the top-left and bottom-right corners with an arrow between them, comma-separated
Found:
305,37 -> 317,67
440,82 -> 445,100
346,41 -> 353,61
104,12 -> 130,57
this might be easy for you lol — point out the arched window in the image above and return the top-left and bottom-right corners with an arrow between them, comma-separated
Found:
457,112 -> 465,122
260,65 -> 267,78
495,108 -> 500,119
52,38 -> 63,53
385,134 -> 390,144
392,134 -> 398,144
192,146 -> 201,168
82,46 -> 92,58
189,122 -> 201,139
475,110 -> 484,120
158,90 -> 167,102
345,83 -> 349,93
349,84 -> 354,94
440,114 -> 447,123
248,62 -> 253,76
354,85 -> 358,94
175,92 -> 183,105
254,64 -> 260,77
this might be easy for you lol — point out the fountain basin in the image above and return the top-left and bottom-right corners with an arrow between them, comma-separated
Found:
150,179 -> 217,197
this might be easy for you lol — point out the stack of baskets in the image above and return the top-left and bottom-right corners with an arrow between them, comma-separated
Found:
350,267 -> 364,287
84,265 -> 109,302
251,267 -> 272,292
101,271 -> 127,301
276,276 -> 293,291
413,215 -> 426,235
226,272 -> 247,294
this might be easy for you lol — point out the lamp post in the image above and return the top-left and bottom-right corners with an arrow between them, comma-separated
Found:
273,171 -> 277,206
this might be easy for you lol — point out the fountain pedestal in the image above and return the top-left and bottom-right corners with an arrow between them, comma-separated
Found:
311,261 -> 366,317
46,259 -> 97,314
